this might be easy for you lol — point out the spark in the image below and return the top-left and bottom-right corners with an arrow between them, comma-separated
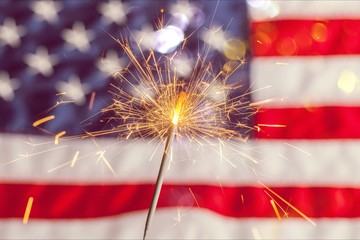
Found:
96,150 -> 117,177
266,192 -> 289,218
258,181 -> 316,226
86,38 -> 253,143
88,91 -> 96,110
284,142 -> 312,156
270,199 -> 282,220
219,140 -> 223,163
32,115 -> 55,127
249,98 -> 273,107
70,150 -> 80,167
56,92 -> 66,96
23,197 -> 34,224
1,145 -> 67,167
278,153 -> 289,161
251,227 -> 262,240
170,207 -> 189,230
275,62 -> 289,65
188,187 -> 200,207
47,161 -> 71,173
54,131 -> 66,145
257,123 -> 287,128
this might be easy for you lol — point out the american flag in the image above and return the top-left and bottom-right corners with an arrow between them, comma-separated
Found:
0,0 -> 359,239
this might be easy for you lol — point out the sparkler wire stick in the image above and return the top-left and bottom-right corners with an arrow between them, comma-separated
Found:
143,125 -> 176,240
143,92 -> 186,240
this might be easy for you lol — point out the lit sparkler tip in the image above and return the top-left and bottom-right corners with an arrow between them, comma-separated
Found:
172,91 -> 186,125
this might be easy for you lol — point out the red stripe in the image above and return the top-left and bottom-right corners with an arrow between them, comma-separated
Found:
255,106 -> 360,139
251,19 -> 360,56
1,182 -> 359,219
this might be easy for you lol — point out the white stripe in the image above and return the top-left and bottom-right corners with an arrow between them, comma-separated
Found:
248,0 -> 360,21
0,208 -> 358,239
1,133 -> 360,186
250,56 -> 360,107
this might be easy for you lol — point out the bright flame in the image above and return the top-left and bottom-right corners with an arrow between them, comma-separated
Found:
172,91 -> 186,125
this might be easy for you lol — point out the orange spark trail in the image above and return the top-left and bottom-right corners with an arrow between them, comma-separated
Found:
257,123 -> 287,128
264,190 -> 289,218
54,131 -> 66,145
188,187 -> 200,207
88,91 -> 96,110
258,181 -> 316,226
32,115 -> 55,127
23,197 -> 34,224
270,199 -> 282,220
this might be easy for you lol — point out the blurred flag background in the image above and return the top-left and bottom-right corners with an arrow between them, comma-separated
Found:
1,0 -> 360,239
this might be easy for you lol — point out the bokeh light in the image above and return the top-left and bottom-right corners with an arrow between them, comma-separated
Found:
311,22 -> 328,43
223,38 -> 246,60
338,69 -> 360,94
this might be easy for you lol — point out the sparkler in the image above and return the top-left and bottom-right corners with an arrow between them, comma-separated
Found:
143,91 -> 186,240
94,35 -> 253,238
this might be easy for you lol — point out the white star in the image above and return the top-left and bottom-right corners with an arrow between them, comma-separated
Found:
61,22 -> 95,53
56,75 -> 91,106
97,49 -> 127,76
98,0 -> 130,25
31,0 -> 62,24
170,0 -> 195,20
0,71 -> 20,102
129,82 -> 156,102
171,54 -> 194,78
169,1 -> 205,30
205,81 -> 227,102
0,18 -> 26,48
24,46 -> 58,76
201,25 -> 228,52
132,25 -> 155,50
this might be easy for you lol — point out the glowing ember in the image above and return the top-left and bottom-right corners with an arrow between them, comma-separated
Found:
259,181 -> 316,226
270,199 -> 281,220
32,115 -> 55,127
172,91 -> 186,125
23,197 -> 34,224
54,131 -> 66,145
